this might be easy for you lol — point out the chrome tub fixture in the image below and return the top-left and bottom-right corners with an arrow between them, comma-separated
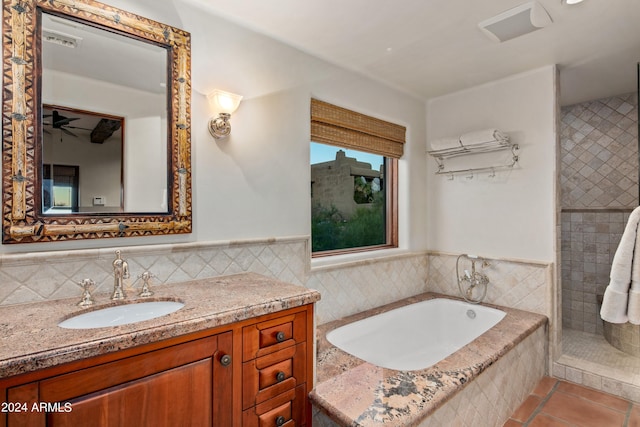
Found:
456,254 -> 490,303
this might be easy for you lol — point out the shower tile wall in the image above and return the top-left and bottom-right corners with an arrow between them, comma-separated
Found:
561,211 -> 629,333
560,92 -> 639,332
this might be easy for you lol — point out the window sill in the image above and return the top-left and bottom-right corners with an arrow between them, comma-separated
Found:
310,247 -> 412,272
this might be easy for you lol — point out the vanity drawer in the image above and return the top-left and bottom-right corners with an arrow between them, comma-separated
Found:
242,384 -> 305,427
243,342 -> 306,409
243,312 -> 307,361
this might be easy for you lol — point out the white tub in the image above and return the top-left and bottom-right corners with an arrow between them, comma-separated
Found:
326,298 -> 506,371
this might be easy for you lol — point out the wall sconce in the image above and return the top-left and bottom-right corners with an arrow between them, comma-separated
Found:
207,89 -> 243,139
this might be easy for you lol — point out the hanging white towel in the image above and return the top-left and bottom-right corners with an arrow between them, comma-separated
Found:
429,137 -> 462,152
600,206 -> 640,323
459,129 -> 509,147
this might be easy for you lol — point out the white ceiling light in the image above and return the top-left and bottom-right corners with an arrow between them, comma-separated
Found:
478,1 -> 553,43
563,0 -> 585,4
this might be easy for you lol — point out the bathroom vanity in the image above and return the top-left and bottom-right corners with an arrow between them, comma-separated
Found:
0,273 -> 320,426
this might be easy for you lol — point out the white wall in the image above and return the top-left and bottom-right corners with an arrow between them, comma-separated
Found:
426,66 -> 557,262
3,0 -> 428,254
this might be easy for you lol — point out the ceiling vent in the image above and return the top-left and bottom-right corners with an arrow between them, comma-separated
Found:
42,29 -> 82,48
478,1 -> 552,43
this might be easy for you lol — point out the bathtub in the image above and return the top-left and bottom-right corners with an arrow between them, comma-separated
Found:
327,298 -> 506,371
311,293 -> 547,426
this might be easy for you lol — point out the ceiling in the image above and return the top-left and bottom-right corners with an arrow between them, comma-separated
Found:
42,13 -> 167,95
188,0 -> 640,106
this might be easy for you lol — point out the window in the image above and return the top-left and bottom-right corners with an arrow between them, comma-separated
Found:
310,99 -> 404,256
43,164 -> 79,214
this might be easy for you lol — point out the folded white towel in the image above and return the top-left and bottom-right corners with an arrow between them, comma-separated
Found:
430,137 -> 462,151
608,207 -> 640,292
601,287 -> 630,323
628,289 -> 640,325
628,229 -> 640,324
601,206 -> 640,323
460,129 -> 508,147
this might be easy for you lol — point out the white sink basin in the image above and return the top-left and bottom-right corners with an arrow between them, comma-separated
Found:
59,301 -> 184,329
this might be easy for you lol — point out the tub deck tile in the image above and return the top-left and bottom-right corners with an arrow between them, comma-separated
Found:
311,292 -> 547,426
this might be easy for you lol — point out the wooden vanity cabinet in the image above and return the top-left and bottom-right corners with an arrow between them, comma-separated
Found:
0,304 -> 314,427
242,311 -> 309,426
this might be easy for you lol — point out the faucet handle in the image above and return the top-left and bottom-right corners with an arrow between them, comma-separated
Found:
138,271 -> 154,297
78,278 -> 95,307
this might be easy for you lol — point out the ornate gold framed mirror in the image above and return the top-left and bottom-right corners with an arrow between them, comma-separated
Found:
2,0 -> 192,243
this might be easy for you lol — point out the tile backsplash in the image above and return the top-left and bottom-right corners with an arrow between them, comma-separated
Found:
0,240 -> 553,330
0,237 -> 309,306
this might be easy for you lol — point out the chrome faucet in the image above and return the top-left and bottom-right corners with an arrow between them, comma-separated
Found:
111,250 -> 130,300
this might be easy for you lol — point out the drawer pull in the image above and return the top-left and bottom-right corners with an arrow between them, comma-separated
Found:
276,371 -> 286,382
275,416 -> 286,426
275,331 -> 286,342
220,354 -> 232,367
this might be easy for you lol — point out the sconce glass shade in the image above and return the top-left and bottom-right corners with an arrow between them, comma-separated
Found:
207,89 -> 242,139
207,89 -> 243,115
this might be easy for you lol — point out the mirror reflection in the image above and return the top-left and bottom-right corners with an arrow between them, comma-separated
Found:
41,12 -> 169,214
42,105 -> 124,214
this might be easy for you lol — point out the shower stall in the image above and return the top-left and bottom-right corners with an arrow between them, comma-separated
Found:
559,67 -> 639,392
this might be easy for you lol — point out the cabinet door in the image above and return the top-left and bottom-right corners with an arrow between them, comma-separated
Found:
47,359 -> 212,427
7,332 -> 233,427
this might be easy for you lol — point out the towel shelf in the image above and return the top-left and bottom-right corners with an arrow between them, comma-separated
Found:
428,141 -> 514,160
429,143 -> 519,177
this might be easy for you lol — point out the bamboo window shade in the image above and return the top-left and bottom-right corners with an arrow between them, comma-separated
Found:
310,99 -> 406,158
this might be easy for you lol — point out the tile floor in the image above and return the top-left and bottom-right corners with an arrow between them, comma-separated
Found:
504,376 -> 640,427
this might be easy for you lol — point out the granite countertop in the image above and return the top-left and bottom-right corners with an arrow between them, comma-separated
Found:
310,292 -> 547,427
0,272 -> 320,379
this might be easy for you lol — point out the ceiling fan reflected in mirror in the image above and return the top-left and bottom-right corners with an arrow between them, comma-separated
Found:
42,108 -> 122,143
43,110 -> 90,138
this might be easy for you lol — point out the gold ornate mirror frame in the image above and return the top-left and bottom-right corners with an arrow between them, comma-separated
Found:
2,0 -> 192,243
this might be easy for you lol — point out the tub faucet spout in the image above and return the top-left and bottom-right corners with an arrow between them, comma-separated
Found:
111,250 -> 130,300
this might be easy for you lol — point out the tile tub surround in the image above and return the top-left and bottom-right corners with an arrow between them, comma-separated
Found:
0,272 -> 320,378
310,292 -> 547,426
426,252 -> 553,318
309,252 -> 430,325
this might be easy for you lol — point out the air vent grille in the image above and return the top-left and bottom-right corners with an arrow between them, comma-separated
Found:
42,29 -> 81,48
